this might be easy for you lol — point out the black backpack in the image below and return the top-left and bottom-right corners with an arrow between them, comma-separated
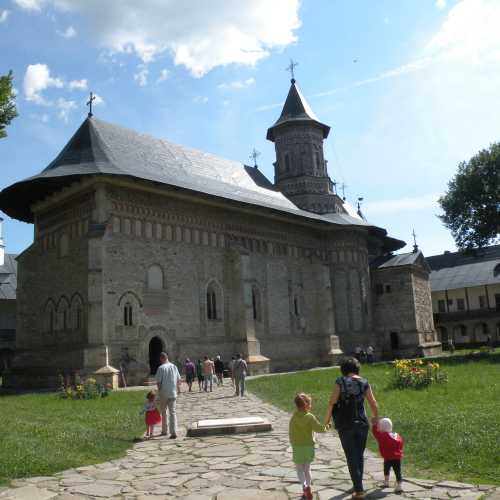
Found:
332,377 -> 366,430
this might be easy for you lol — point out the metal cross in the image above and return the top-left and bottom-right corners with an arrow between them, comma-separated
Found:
357,197 -> 364,210
340,182 -> 348,201
412,229 -> 418,252
86,92 -> 96,118
285,59 -> 299,82
249,148 -> 261,168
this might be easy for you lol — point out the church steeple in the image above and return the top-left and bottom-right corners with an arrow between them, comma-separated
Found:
267,78 -> 344,215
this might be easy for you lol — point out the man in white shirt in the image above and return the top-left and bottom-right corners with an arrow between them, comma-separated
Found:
233,353 -> 248,397
155,352 -> 181,438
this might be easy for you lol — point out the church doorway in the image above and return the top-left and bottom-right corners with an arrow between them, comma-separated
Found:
149,337 -> 164,375
390,331 -> 399,351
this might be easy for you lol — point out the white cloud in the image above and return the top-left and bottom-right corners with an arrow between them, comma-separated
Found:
217,77 -> 255,90
94,93 -> 104,105
156,68 -> 170,83
23,63 -> 64,104
0,9 -> 9,22
15,0 -> 300,77
13,0 -> 43,11
134,66 -> 149,86
68,79 -> 87,90
56,97 -> 77,122
436,0 -> 446,9
58,25 -> 77,38
193,95 -> 208,104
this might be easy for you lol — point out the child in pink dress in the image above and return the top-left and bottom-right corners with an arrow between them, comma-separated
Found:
142,390 -> 161,439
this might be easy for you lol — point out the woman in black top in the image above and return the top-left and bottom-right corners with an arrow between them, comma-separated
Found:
324,357 -> 379,499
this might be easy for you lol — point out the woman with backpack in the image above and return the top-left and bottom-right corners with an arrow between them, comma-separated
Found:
324,357 -> 379,499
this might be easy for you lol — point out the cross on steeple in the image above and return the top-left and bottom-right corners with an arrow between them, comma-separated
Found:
249,148 -> 261,168
412,229 -> 419,253
285,59 -> 299,83
86,92 -> 96,118
340,182 -> 348,201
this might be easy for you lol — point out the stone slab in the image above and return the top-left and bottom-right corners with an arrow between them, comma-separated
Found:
187,417 -> 272,437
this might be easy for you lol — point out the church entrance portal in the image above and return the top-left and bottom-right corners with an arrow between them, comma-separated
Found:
149,337 -> 164,375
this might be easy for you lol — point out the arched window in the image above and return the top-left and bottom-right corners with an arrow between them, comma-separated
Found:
207,288 -> 217,320
252,286 -> 261,322
59,233 -> 69,257
284,153 -> 290,172
57,297 -> 70,331
315,152 -> 321,171
147,264 -> 163,290
294,296 -> 299,316
76,305 -> 82,329
70,294 -> 84,330
124,302 -> 133,326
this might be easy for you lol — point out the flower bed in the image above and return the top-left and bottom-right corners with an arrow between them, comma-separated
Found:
58,375 -> 111,399
392,358 -> 447,389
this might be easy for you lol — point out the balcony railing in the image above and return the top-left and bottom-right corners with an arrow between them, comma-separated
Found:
434,308 -> 500,323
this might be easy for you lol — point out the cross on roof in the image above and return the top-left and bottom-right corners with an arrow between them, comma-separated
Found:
86,92 -> 96,118
285,59 -> 299,82
340,182 -> 348,201
249,148 -> 261,168
412,229 -> 419,253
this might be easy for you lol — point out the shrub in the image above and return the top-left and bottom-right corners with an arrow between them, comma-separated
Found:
58,375 -> 112,400
392,359 -> 447,389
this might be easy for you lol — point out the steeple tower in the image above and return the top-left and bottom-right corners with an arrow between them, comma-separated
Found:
267,78 -> 345,215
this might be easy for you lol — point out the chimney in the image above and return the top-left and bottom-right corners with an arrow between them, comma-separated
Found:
0,217 -> 4,266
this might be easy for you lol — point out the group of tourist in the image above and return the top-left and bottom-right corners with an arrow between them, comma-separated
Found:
353,345 -> 374,364
143,353 -> 399,499
290,357 -> 403,499
182,353 -> 248,395
142,351 -> 249,440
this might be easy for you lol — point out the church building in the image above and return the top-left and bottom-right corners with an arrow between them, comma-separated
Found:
0,77 -> 441,387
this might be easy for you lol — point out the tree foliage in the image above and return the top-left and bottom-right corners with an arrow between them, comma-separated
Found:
0,70 -> 18,139
439,143 -> 500,249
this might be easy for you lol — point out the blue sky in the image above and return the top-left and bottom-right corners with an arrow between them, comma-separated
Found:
1,0 -> 499,256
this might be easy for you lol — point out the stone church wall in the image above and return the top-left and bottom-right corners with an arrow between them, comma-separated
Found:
102,183 -> 338,381
328,231 -> 374,355
11,194 -> 93,386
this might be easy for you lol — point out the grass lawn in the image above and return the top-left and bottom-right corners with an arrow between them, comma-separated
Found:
247,354 -> 500,486
0,390 -> 147,485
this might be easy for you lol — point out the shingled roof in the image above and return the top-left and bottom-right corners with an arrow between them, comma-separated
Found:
0,253 -> 17,300
0,117 -> 381,231
427,245 -> 500,291
266,80 -> 330,141
370,250 -> 431,272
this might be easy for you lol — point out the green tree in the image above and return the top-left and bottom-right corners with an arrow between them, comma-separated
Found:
0,70 -> 18,139
439,143 -> 500,249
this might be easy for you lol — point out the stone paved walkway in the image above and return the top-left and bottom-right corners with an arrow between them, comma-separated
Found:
1,384 -> 498,500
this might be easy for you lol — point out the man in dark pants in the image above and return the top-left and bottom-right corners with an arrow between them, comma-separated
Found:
324,357 -> 379,499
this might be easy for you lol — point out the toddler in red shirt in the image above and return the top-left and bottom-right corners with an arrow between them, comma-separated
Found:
372,418 -> 404,493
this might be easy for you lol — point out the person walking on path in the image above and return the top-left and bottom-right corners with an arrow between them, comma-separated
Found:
354,346 -> 361,361
195,359 -> 204,392
214,355 -> 224,386
184,358 -> 196,392
324,357 -> 379,499
366,346 -> 374,364
233,353 -> 248,397
372,417 -> 404,493
228,356 -> 236,387
289,393 -> 330,500
203,355 -> 215,392
141,390 -> 161,439
155,352 -> 181,439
